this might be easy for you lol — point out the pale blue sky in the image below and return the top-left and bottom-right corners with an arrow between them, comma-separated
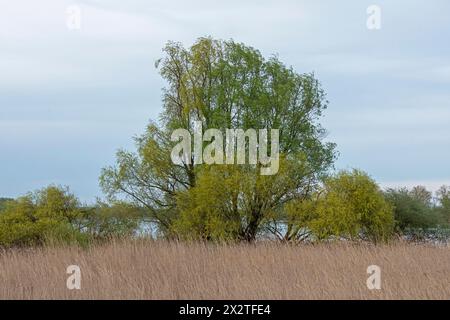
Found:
1,0 -> 449,202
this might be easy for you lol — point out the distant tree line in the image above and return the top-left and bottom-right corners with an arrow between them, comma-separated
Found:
385,185 -> 450,240
1,38 -> 448,247
1,178 -> 448,247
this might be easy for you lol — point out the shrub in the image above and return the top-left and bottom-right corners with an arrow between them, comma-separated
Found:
79,202 -> 142,239
384,187 -> 442,232
287,170 -> 394,242
0,186 -> 84,247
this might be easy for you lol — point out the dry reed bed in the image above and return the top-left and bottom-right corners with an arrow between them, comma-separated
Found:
0,240 -> 448,299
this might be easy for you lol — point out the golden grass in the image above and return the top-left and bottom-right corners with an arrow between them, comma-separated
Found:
0,240 -> 448,299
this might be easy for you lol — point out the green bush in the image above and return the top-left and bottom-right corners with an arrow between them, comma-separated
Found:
287,170 -> 394,242
0,186 -> 84,247
79,202 -> 142,239
384,187 -> 443,232
0,186 -> 146,247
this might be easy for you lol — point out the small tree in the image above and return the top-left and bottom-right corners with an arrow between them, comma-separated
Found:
287,170 -> 394,242
0,186 -> 85,247
384,187 -> 442,232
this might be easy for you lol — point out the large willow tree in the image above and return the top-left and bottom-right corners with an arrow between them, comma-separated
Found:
100,37 -> 336,241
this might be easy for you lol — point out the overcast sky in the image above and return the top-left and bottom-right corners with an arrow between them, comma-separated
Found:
1,0 -> 449,202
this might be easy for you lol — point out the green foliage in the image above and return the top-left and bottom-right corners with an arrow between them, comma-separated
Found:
174,165 -> 243,241
100,123 -> 184,234
0,186 -> 84,247
174,154 -> 318,241
79,202 -> 143,239
0,187 -> 145,247
287,170 -> 394,242
384,187 -> 443,231
436,185 -> 450,226
101,37 -> 336,241
0,198 -> 13,212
